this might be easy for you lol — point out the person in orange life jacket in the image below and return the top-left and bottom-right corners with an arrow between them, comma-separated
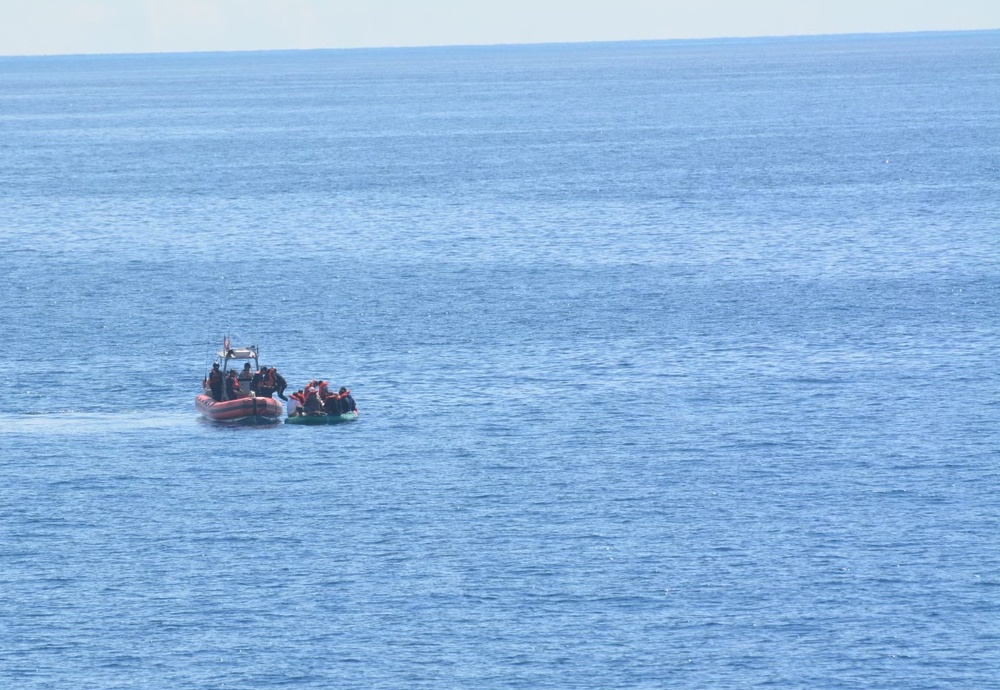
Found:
259,367 -> 277,398
317,380 -> 330,400
251,366 -> 275,397
339,387 -> 356,412
225,370 -> 241,400
287,390 -> 305,417
303,388 -> 323,415
304,380 -> 318,399
270,367 -> 288,401
207,362 -> 224,401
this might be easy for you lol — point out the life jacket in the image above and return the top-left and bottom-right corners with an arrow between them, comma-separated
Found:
291,391 -> 306,404
268,368 -> 281,390
208,368 -> 223,384
317,381 -> 329,399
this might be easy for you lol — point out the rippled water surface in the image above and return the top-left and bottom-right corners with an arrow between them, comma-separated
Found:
1,32 -> 999,689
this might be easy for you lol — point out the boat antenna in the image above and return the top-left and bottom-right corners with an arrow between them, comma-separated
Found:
203,337 -> 212,378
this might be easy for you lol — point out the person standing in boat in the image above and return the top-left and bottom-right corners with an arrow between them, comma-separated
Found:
256,366 -> 276,398
237,363 -> 253,395
317,380 -> 332,405
304,380 -> 318,400
250,366 -> 266,396
207,362 -> 224,402
225,370 -> 241,400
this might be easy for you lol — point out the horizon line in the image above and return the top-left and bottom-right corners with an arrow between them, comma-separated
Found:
1,26 -> 996,60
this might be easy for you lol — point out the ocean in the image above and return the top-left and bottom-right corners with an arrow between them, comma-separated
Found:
1,31 -> 998,688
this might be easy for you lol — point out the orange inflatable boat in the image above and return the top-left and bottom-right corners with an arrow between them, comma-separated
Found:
196,340 -> 283,424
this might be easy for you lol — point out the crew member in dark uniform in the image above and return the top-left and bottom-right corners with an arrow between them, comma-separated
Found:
271,367 -> 288,401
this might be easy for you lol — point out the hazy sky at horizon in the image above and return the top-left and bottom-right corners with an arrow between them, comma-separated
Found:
1,0 -> 998,57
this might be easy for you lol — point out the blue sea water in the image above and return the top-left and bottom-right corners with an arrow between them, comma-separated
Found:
1,31 -> 999,688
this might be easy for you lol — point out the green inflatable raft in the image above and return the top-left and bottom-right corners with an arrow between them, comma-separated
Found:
284,411 -> 359,425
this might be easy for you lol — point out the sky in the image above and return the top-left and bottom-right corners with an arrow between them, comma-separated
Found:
0,0 -> 998,57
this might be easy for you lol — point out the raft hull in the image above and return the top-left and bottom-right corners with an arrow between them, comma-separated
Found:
284,411 -> 359,425
195,394 -> 283,423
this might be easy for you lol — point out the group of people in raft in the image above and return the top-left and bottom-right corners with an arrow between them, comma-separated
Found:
206,362 -> 356,418
287,380 -> 357,418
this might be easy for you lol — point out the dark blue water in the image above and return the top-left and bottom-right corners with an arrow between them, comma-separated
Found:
2,32 -> 999,688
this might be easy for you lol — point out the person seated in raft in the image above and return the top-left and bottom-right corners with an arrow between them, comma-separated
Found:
302,388 -> 324,415
303,380 -> 318,400
322,390 -> 342,415
287,390 -> 305,417
207,362 -> 224,402
225,370 -> 241,400
338,387 -> 357,413
237,363 -> 253,394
